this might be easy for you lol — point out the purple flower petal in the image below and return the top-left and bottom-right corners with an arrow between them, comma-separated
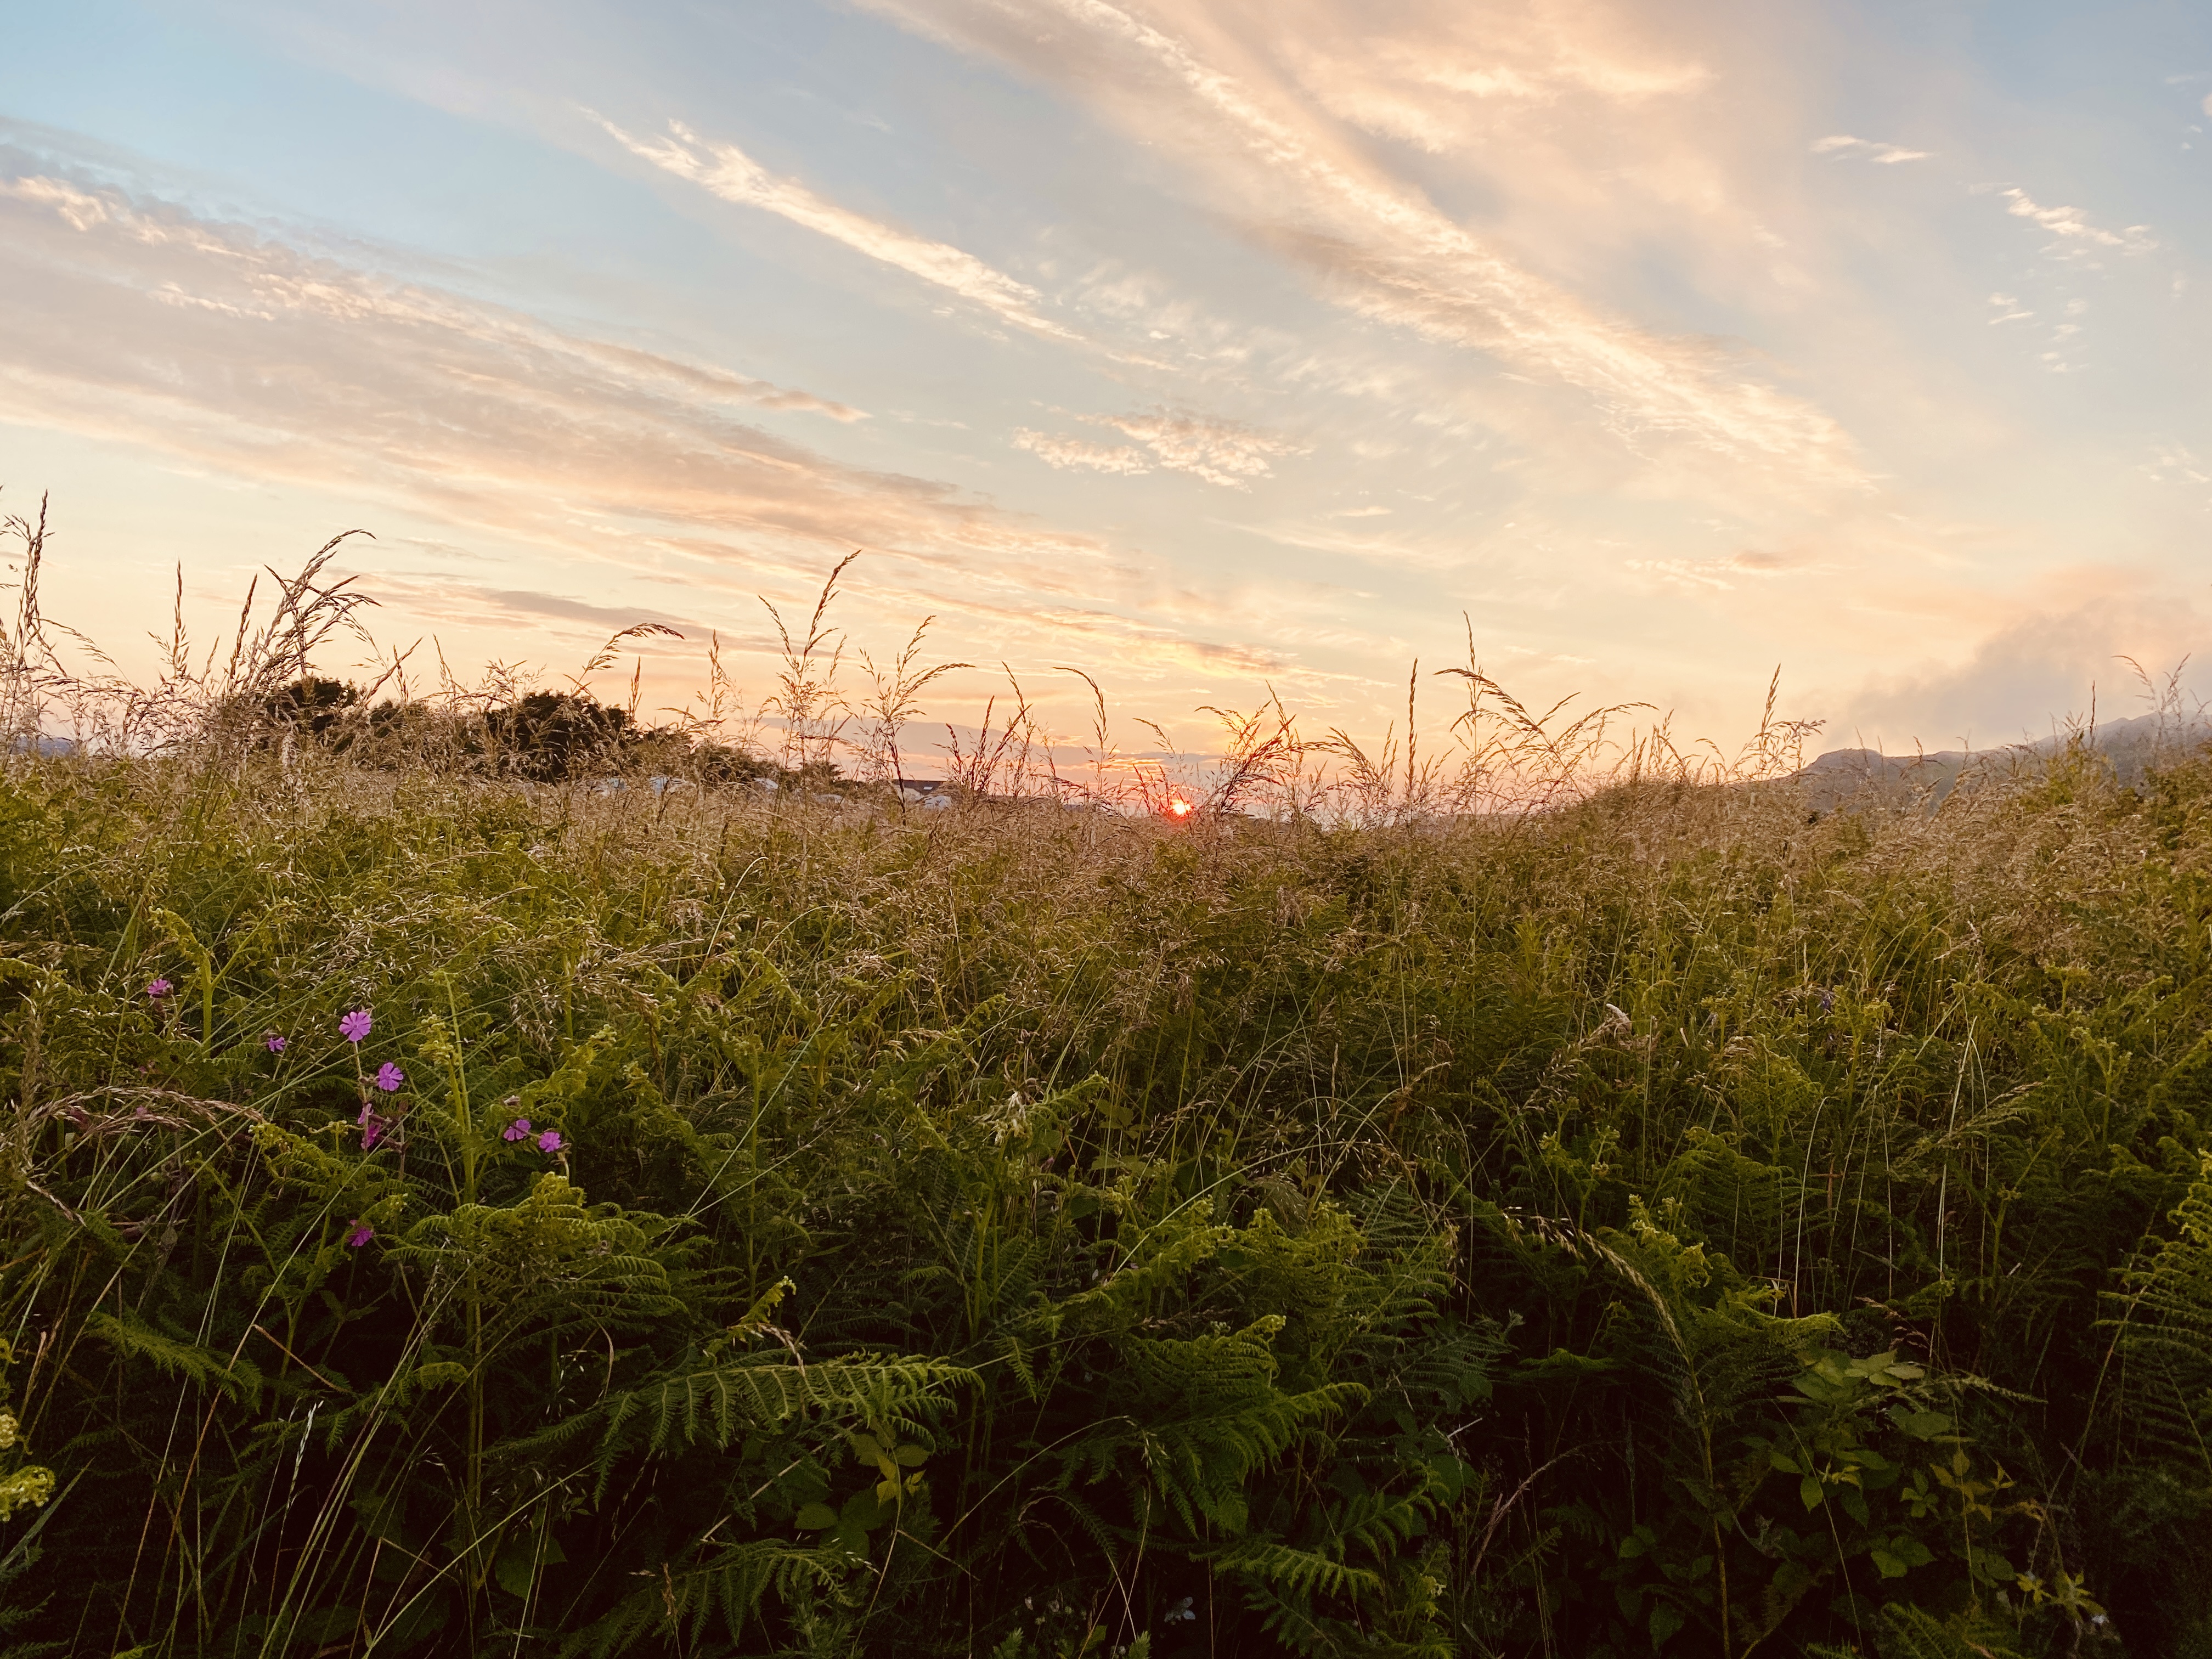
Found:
360,1119 -> 384,1151
264,1033 -> 287,1053
502,1118 -> 532,1142
339,1008 -> 372,1043
345,1221 -> 374,1248
374,1062 -> 404,1093
537,1129 -> 563,1154
145,978 -> 172,999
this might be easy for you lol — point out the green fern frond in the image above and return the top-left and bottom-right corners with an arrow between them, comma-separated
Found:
1872,1601 -> 2026,1659
1218,1538 -> 1384,1601
82,1308 -> 261,1406
571,1351 -> 968,1498
2110,1153 -> 2212,1477
1059,1317 -> 1363,1534
555,1538 -> 852,1659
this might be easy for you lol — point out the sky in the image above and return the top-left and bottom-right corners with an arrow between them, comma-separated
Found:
1,0 -> 2208,761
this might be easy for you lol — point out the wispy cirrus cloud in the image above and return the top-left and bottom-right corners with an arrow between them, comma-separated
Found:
0,170 -> 870,421
1996,186 -> 2156,256
1011,428 -> 1150,475
1626,549 -> 1802,591
0,148 -> 1344,699
1100,410 -> 1304,487
1811,134 -> 1929,163
0,155 -> 1108,589
862,0 -> 1867,501
590,113 -> 1077,340
1214,517 -> 1476,572
1290,27 -> 1709,155
362,573 -> 709,639
1015,408 -> 1304,488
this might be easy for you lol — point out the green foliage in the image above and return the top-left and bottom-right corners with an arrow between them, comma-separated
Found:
0,1341 -> 53,1528
1,740 -> 2209,1654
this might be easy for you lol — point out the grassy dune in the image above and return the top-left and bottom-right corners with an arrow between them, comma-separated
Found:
1,514 -> 2210,1657
0,733 -> 2208,1658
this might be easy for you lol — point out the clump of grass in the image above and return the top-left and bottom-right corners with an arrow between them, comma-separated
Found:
2,493 -> 2211,1657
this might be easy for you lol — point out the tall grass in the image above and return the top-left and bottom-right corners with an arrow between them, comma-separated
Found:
1,497 -> 2210,1657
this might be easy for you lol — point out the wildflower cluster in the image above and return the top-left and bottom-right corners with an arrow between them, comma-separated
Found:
503,1115 -> 562,1154
336,1006 -> 407,1150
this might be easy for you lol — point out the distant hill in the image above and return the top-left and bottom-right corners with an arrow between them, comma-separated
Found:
1792,710 -> 2210,812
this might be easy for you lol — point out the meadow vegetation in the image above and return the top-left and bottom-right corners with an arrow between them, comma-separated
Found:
1,497 -> 2210,1657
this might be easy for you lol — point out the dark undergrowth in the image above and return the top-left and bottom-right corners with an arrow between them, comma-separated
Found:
1,733 -> 2209,1658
